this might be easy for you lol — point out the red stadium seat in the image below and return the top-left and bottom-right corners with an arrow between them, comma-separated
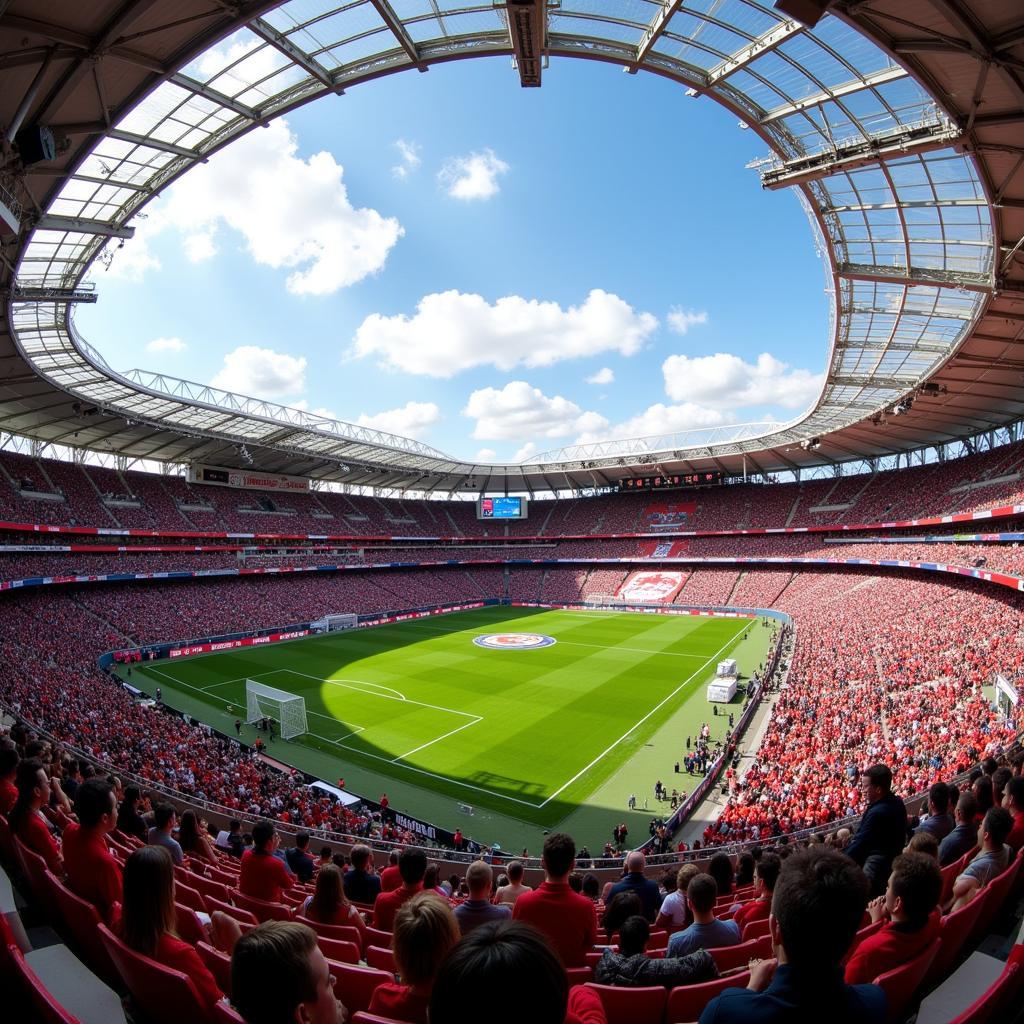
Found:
365,944 -> 396,972
14,837 -> 60,922
351,1014 -> 409,1024
565,966 -> 593,985
204,895 -> 258,927
363,925 -> 393,948
0,814 -> 16,866
7,942 -> 82,1024
230,889 -> 293,923
967,856 -> 1022,949
175,881 -> 208,914
212,1002 -> 245,1024
47,870 -> 121,986
318,937 -> 361,964
872,936 -> 940,1024
666,970 -> 751,1023
741,917 -> 772,942
924,894 -> 988,990
174,903 -> 209,946
330,962 -> 391,1014
584,982 -> 666,1024
187,874 -> 231,905
294,916 -> 363,948
707,937 -> 761,973
98,922 -> 217,1024
196,942 -> 232,998
947,962 -> 1021,1024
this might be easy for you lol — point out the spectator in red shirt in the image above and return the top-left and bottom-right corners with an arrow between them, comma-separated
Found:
369,892 -> 459,1023
120,846 -> 224,1011
239,821 -> 295,903
9,757 -> 62,873
845,852 -> 942,985
373,848 -> 426,930
231,920 -> 346,1024
733,853 -> 781,932
380,849 -> 402,892
513,832 -> 598,967
62,776 -> 122,922
430,919 -> 606,1024
0,743 -> 18,816
1002,776 -> 1024,854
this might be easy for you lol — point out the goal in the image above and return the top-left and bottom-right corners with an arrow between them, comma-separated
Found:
311,612 -> 358,633
245,680 -> 308,740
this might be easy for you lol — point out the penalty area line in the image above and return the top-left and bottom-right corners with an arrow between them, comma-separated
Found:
390,715 -> 484,764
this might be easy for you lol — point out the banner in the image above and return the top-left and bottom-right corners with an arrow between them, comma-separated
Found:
189,464 -> 310,492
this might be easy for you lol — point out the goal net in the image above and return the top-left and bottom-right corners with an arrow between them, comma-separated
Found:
311,612 -> 358,633
245,680 -> 308,740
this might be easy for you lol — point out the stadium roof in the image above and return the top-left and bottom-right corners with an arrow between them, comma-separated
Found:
0,0 -> 1022,493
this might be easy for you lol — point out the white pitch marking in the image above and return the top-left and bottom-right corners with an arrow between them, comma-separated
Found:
391,715 -> 483,764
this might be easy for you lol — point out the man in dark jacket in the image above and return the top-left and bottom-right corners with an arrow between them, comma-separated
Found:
595,915 -> 718,988
845,764 -> 908,896
607,850 -> 663,921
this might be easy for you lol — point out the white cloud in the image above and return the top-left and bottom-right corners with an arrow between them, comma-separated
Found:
356,401 -> 441,439
109,119 -> 402,295
586,367 -> 614,385
667,307 -> 709,335
575,402 -> 733,444
211,346 -> 307,399
352,289 -> 657,377
463,381 -> 608,441
145,337 -> 187,354
392,139 -> 421,181
438,149 -> 509,201
662,352 -> 823,410
475,448 -> 497,462
513,442 -> 538,463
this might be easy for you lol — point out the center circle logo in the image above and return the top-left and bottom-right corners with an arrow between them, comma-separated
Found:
473,632 -> 557,651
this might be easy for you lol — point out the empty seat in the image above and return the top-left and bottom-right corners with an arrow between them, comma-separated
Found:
317,936 -> 360,964
331,962 -> 391,1014
924,894 -> 988,990
47,871 -> 121,986
230,890 -> 293,923
8,942 -> 83,1024
948,962 -> 1022,1024
741,917 -> 772,942
666,970 -> 751,1023
196,942 -> 232,998
584,982 -> 666,1024
707,937 -> 762,973
365,944 -> 396,972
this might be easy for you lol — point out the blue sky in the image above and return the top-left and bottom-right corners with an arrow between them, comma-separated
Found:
78,53 -> 829,463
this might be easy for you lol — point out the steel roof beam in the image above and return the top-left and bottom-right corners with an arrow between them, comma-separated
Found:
248,17 -> 337,90
34,214 -> 135,239
761,121 -> 962,190
699,19 -> 802,91
822,197 -> 986,214
758,66 -> 909,124
836,261 -> 993,292
366,0 -> 425,69
107,128 -> 201,159
506,0 -> 547,87
170,73 -> 260,120
632,0 -> 683,72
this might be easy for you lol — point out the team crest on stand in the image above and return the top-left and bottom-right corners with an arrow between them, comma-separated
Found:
473,633 -> 557,650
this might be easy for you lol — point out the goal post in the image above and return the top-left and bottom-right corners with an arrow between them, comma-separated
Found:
245,679 -> 308,740
311,612 -> 358,633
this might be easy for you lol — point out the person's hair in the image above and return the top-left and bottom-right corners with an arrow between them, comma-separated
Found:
10,758 -> 46,831
687,873 -> 718,915
582,873 -> 600,899
982,806 -> 1013,847
392,892 -> 459,987
993,766 -> 1013,799
429,920 -> 568,1024
350,844 -> 372,869
865,764 -> 893,792
320,847 -> 332,860
388,849 -> 400,865
568,871 -> 583,894
983,757 -> 999,776
153,803 -> 175,831
398,848 -> 427,885
928,782 -> 950,814
177,810 -> 204,852
308,863 -> 348,922
889,853 -> 942,929
424,864 -> 439,890
973,776 -> 994,814
122,846 -> 178,956
229,818 -> 242,832
1006,776 -> 1024,812
676,863 -> 700,893
231,922 -> 320,1024
956,791 -> 979,823
603,891 -> 642,941
906,831 -> 940,860
541,832 -> 575,878
507,860 -> 524,883
74,777 -> 114,829
771,847 -> 868,971
252,821 -> 275,850
0,745 -> 17,777
735,852 -> 756,886
294,831 -> 309,850
467,860 -> 492,894
754,853 -> 781,893
618,915 -> 651,957
707,853 -> 734,895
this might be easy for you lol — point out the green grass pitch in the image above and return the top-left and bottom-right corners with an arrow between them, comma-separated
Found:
126,605 -> 763,837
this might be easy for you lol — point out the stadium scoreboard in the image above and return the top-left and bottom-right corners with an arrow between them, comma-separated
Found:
477,496 -> 528,520
620,471 -> 725,491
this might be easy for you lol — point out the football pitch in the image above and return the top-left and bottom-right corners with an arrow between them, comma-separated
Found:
125,605 -> 769,843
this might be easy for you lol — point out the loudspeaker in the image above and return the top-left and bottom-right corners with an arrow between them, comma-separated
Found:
16,125 -> 56,166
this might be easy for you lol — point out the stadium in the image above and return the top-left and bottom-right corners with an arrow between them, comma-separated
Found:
1,0 -> 1023,1022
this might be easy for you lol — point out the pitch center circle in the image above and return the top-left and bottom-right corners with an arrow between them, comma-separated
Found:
473,632 -> 557,650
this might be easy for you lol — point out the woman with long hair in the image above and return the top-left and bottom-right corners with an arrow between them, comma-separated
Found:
120,846 -> 225,1009
368,892 -> 459,1024
300,863 -> 368,943
177,810 -> 217,864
